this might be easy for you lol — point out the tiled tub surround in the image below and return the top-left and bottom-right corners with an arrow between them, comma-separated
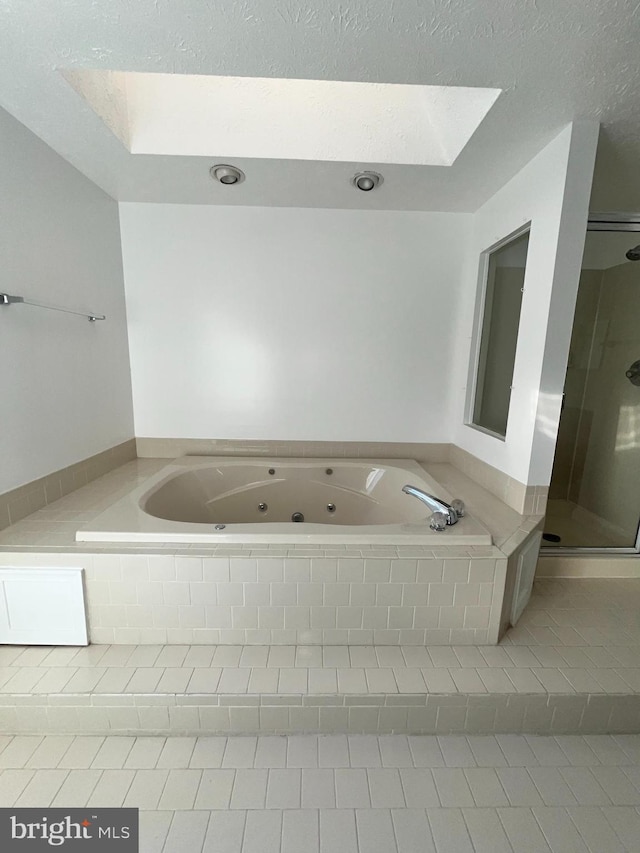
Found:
0,457 -> 542,647
136,438 -> 549,516
0,459 -> 535,556
0,550 -> 507,647
0,439 -> 137,533
1,579 -> 640,736
77,457 -> 493,546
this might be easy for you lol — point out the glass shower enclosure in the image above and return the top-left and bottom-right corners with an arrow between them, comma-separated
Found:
543,217 -> 640,552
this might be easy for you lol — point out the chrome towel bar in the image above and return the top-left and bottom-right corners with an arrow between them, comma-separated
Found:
0,292 -> 105,322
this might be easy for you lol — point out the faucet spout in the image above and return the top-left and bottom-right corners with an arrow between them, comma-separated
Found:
402,485 -> 461,526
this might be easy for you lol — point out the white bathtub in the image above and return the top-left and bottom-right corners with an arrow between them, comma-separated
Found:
77,457 -> 492,545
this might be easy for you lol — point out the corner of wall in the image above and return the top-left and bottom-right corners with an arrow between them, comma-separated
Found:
527,121 -> 600,486
1,106 -> 135,494
452,121 -> 600,491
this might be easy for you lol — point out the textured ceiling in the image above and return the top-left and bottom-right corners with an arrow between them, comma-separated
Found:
0,0 -> 638,212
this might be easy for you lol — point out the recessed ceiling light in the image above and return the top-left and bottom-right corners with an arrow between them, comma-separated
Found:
352,171 -> 383,192
210,164 -> 245,185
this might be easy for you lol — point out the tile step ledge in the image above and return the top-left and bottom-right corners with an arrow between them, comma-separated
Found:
0,691 -> 638,736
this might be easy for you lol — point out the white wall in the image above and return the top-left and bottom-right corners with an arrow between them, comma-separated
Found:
453,122 -> 599,486
0,107 -> 134,494
120,204 -> 471,442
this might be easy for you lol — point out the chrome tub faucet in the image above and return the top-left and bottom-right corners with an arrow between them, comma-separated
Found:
402,485 -> 465,530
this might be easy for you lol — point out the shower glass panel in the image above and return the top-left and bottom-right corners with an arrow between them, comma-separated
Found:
544,228 -> 640,550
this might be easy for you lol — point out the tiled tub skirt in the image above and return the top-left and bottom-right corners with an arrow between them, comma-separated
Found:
0,551 -> 507,646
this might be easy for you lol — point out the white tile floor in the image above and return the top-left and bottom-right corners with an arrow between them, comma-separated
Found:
0,579 -> 639,699
1,578 -> 640,736
3,733 -> 640,851
1,579 -> 640,846
2,640 -> 640,696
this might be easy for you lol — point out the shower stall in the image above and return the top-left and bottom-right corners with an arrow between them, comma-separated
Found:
543,216 -> 640,553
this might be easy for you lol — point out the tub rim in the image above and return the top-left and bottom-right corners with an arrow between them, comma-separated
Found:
76,456 -> 493,546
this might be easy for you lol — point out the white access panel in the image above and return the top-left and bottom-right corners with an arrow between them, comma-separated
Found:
0,568 -> 88,645
510,531 -> 543,627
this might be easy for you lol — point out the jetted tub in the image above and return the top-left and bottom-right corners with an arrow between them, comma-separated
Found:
77,457 -> 492,545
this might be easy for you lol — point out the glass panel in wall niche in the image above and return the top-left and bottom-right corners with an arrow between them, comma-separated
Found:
545,230 -> 640,549
469,229 -> 529,437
